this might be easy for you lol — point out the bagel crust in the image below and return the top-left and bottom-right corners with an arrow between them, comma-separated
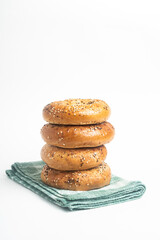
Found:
41,122 -> 115,148
41,144 -> 107,171
43,99 -> 111,125
41,163 -> 111,191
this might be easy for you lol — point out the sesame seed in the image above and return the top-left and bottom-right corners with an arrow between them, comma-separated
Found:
59,137 -> 64,141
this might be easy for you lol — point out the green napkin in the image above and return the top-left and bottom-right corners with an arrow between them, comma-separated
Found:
6,161 -> 146,210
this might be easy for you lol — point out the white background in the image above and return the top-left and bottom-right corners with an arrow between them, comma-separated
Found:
0,0 -> 160,239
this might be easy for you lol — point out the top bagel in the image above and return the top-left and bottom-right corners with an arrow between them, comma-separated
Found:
43,99 -> 111,125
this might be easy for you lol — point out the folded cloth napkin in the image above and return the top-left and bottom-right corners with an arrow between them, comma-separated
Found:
6,161 -> 146,211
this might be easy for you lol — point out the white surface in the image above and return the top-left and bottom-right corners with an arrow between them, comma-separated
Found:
0,0 -> 160,239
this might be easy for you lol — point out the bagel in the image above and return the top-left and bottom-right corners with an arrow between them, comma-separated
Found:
41,144 -> 107,171
41,163 -> 111,191
41,122 -> 115,148
43,99 -> 111,125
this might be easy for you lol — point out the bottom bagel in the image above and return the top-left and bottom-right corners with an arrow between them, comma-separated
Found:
41,163 -> 111,191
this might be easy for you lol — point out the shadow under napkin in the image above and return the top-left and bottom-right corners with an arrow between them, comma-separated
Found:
6,161 -> 146,210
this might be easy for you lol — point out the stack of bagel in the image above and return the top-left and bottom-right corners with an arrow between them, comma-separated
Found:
40,99 -> 115,191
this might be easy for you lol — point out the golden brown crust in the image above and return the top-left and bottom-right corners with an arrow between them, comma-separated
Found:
41,144 -> 107,171
41,163 -> 111,191
41,122 -> 115,148
43,99 -> 111,125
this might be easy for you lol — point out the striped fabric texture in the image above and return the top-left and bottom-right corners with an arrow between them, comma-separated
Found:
6,161 -> 146,210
